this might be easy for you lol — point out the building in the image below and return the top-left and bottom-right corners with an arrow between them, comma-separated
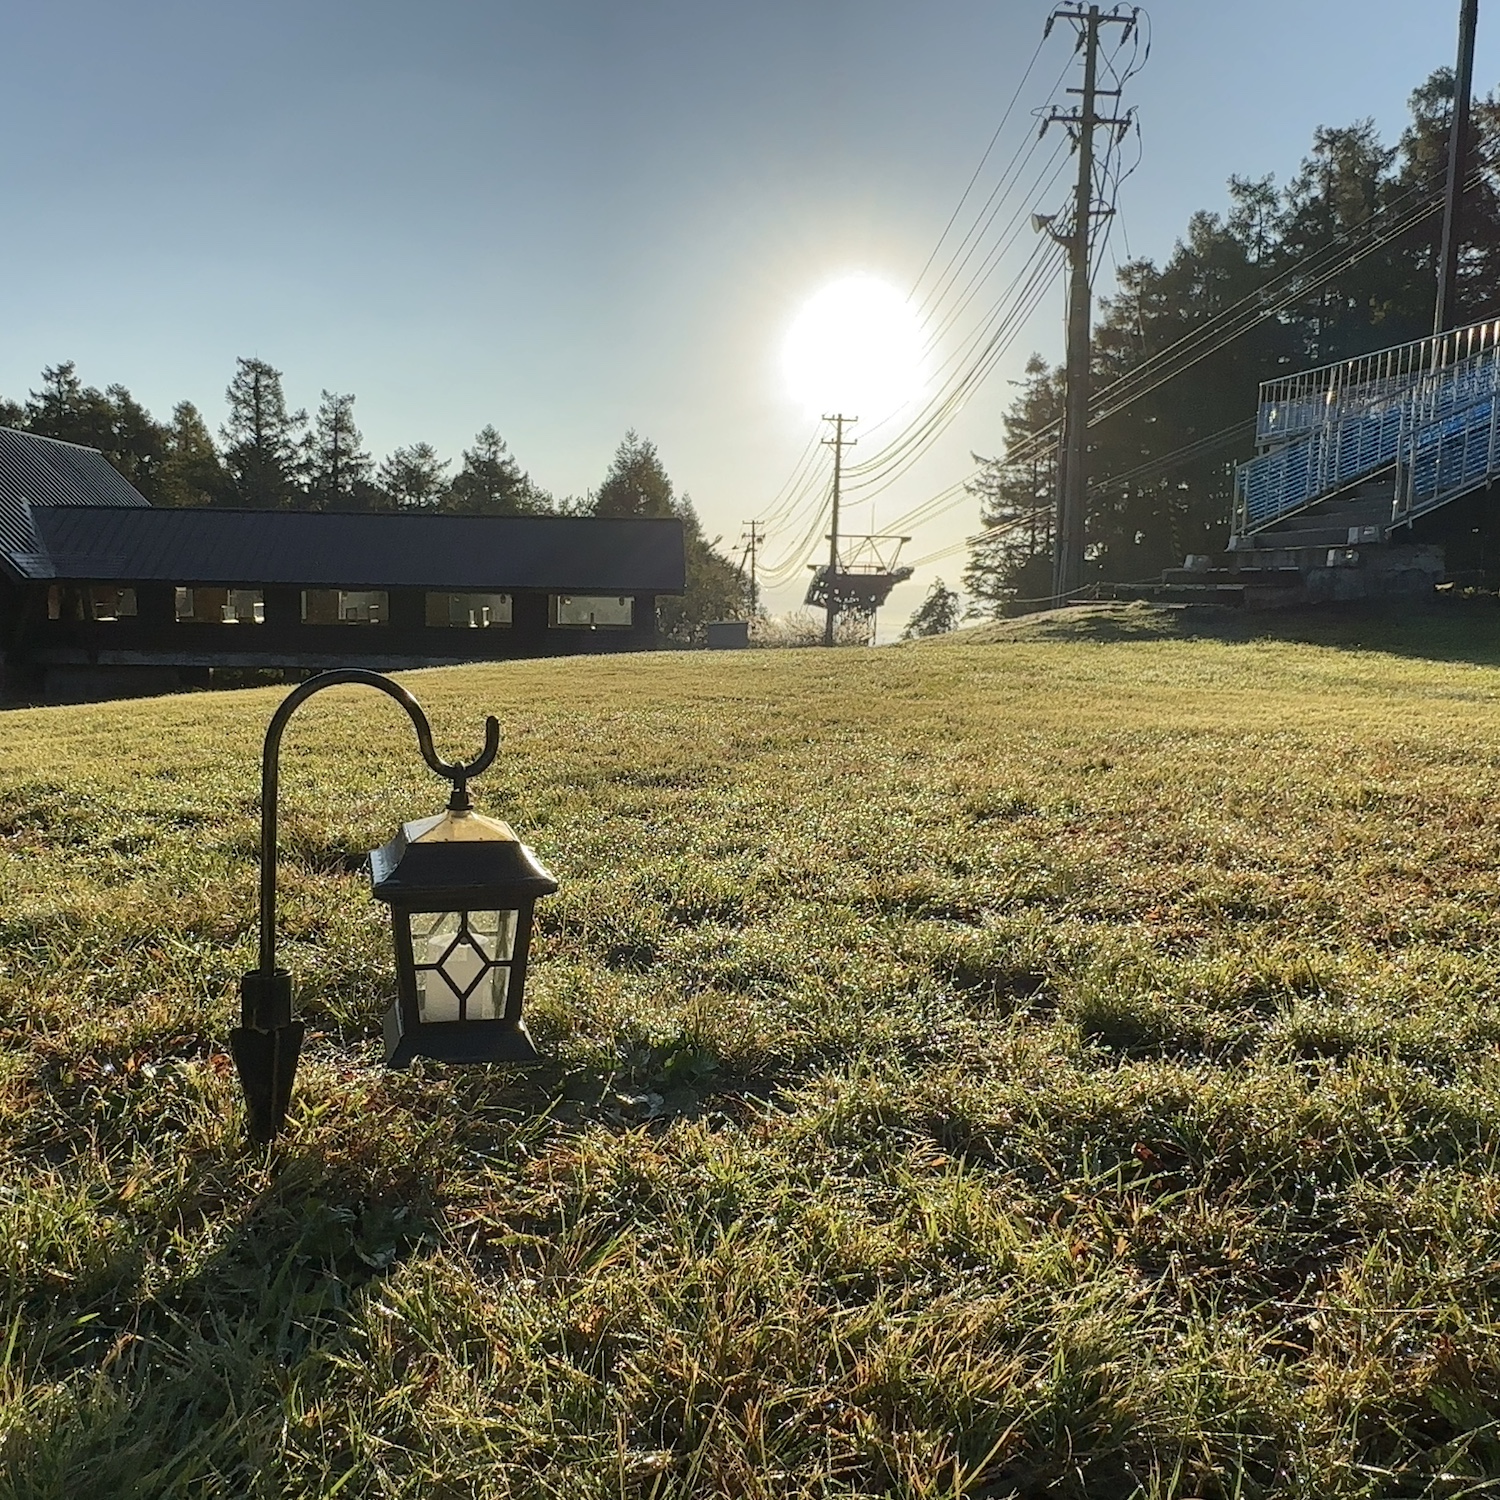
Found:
0,428 -> 685,700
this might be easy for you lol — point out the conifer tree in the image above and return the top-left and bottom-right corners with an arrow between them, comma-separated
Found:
23,364 -> 167,501
156,401 -> 227,507
594,430 -> 676,517
220,358 -> 306,509
901,579 -> 961,638
377,442 -> 450,512
445,425 -> 544,514
592,432 -> 749,642
305,390 -> 373,511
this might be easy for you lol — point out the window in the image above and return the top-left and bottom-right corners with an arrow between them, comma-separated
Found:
425,592 -> 513,628
301,590 -> 388,625
49,585 -> 138,621
79,586 -> 137,621
176,588 -> 264,624
551,594 -> 633,628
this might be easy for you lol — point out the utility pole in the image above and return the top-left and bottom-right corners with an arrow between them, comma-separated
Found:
739,520 -> 763,613
822,413 -> 856,646
1043,4 -> 1137,604
1435,0 -> 1480,335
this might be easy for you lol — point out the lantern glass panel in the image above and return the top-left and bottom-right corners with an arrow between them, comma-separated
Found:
410,909 -> 518,1023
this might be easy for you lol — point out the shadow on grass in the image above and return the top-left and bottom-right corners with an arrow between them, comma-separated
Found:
0,1140 -> 441,1497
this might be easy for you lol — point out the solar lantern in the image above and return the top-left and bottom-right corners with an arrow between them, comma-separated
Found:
370,792 -> 558,1068
231,668 -> 557,1144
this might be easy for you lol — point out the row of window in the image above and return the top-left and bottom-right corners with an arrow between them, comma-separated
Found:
50,588 -> 636,629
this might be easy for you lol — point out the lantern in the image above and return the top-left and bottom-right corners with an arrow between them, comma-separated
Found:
232,667 -> 556,1143
370,804 -> 558,1066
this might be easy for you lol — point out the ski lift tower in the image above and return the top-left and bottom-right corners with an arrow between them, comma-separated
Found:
805,534 -> 915,643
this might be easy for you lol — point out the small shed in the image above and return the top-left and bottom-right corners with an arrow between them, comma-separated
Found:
705,620 -> 750,650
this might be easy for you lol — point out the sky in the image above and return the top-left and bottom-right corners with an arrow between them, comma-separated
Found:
2,0 -> 1495,629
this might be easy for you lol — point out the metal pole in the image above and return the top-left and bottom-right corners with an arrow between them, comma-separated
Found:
1435,0 -> 1480,335
1055,6 -> 1101,604
822,414 -> 854,645
233,669 -> 499,1143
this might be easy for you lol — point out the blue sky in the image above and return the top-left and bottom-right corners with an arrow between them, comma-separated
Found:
2,1 -> 1493,621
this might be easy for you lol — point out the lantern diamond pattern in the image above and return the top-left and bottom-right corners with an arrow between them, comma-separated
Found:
412,910 -> 519,1021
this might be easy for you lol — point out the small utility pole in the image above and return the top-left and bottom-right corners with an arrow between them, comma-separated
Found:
1435,0 -> 1480,335
822,413 -> 856,646
739,520 -> 763,613
1044,4 -> 1137,604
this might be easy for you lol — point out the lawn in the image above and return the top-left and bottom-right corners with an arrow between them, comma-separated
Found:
3,604 -> 1500,1497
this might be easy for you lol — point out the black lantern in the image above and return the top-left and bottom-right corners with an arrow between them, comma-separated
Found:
371,801 -> 557,1067
231,668 -> 557,1143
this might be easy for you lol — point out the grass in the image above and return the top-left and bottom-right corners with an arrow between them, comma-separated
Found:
4,602 -> 1500,1495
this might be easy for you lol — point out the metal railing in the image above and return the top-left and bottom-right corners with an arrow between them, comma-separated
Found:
1235,318 -> 1500,536
1396,389 -> 1500,521
1256,318 -> 1500,445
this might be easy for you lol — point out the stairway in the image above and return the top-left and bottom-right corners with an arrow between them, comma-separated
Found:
1120,475 -> 1443,609
1136,318 -> 1500,608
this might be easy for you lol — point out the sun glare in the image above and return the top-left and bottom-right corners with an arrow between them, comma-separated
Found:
782,275 -> 926,421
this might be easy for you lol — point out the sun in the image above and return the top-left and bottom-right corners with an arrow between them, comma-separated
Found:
782,275 -> 926,422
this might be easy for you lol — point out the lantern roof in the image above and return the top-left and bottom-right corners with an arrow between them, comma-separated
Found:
409,809 -> 519,844
370,808 -> 558,908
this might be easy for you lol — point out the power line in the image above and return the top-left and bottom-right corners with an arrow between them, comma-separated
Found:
754,24 -> 1079,545
996,159 -> 1466,474
757,427 -> 826,527
760,491 -> 834,583
909,33 -> 1053,300
911,63 -> 1075,328
843,237 -> 1068,497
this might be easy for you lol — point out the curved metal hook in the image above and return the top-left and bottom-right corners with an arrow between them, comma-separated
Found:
413,710 -> 500,805
255,669 -> 501,975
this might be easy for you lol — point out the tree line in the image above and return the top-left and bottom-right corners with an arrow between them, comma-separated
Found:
964,68 -> 1500,611
0,358 -> 748,642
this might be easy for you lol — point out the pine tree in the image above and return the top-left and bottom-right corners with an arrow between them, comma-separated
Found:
377,442 -> 450,512
591,433 -> 749,642
661,497 -> 752,644
220,358 -> 306,509
156,402 -> 228,507
964,356 -> 1062,613
594,430 -> 676,518
305,390 -> 373,511
23,364 -> 167,501
445,426 -> 544,514
901,579 -> 961,638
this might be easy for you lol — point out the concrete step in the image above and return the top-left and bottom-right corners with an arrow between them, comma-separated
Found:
1162,566 -> 1303,585
1230,545 -> 1365,569
1104,582 -> 1249,605
1252,524 -> 1386,548
1312,498 -> 1394,519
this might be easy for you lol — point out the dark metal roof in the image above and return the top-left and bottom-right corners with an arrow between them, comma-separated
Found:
0,427 -> 148,580
17,506 -> 686,593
